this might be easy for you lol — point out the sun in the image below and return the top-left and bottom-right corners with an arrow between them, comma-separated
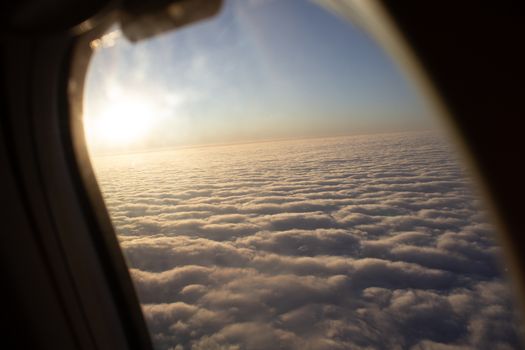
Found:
85,96 -> 155,149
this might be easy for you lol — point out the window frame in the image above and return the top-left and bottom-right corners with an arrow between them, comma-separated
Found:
0,8 -> 153,350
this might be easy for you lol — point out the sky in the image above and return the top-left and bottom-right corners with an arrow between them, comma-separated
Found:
83,0 -> 435,155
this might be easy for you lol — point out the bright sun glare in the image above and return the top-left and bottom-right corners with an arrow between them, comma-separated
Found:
86,96 -> 154,149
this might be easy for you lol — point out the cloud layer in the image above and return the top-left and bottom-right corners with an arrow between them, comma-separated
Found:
93,132 -> 523,349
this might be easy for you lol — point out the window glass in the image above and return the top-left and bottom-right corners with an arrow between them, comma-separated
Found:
83,1 -> 523,349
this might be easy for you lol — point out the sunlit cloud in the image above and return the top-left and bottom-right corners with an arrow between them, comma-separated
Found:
92,132 -> 522,349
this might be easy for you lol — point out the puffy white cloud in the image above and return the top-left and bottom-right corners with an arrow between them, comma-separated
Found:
93,132 -> 523,349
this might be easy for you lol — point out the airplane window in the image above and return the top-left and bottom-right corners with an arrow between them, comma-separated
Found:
81,0 -> 523,349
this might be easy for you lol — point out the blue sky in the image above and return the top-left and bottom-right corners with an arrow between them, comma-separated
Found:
84,0 -> 435,153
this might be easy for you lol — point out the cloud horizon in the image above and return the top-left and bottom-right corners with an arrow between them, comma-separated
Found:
93,131 -> 523,349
